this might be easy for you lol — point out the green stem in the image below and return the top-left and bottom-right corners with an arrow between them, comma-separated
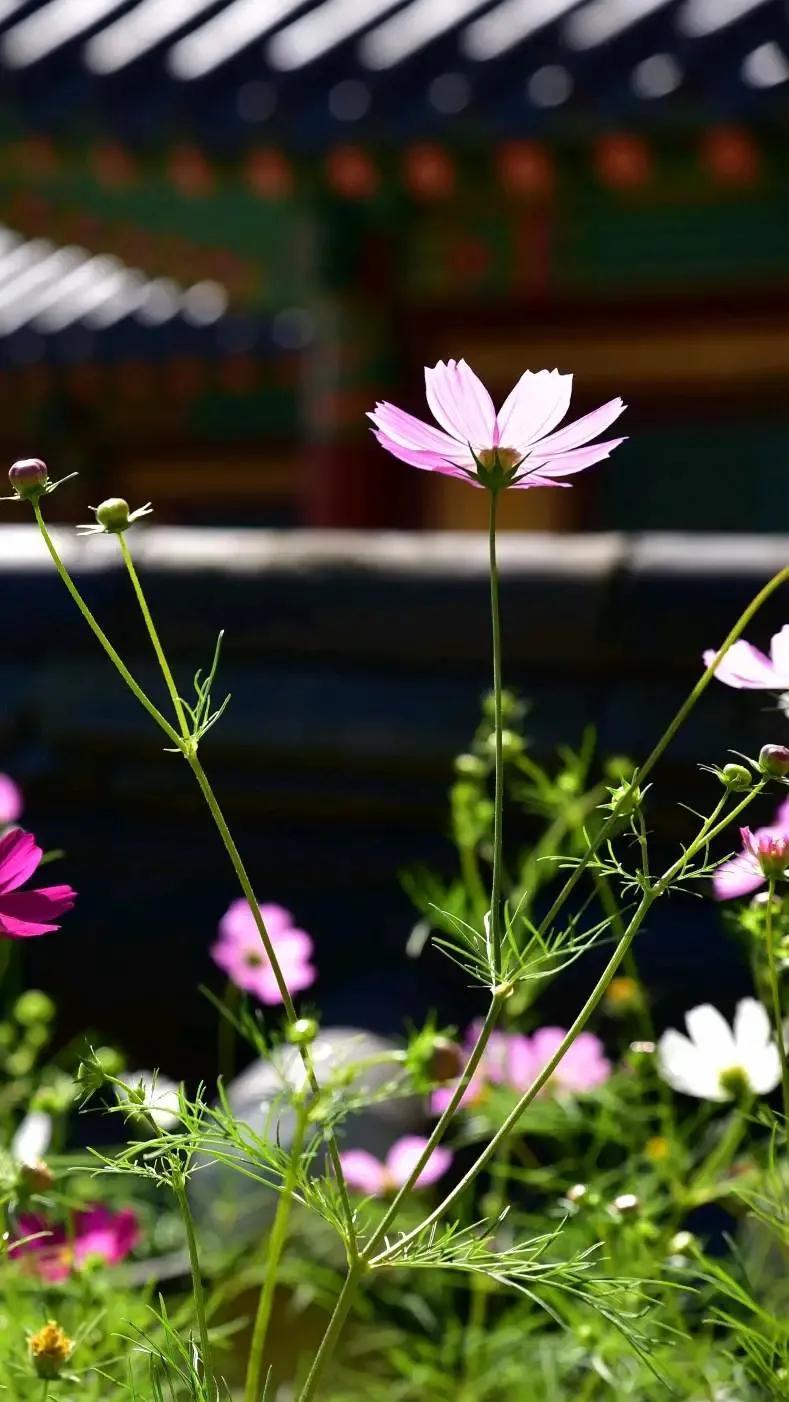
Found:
244,1104 -> 308,1402
370,784 -> 763,1267
766,880 -> 789,1138
174,1176 -> 214,1395
32,505 -> 180,746
488,488 -> 504,977
118,532 -> 191,741
686,1096 -> 754,1202
362,992 -> 506,1259
297,1259 -> 366,1402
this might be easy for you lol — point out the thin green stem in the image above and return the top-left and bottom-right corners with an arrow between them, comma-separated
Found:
685,1096 -> 754,1203
488,488 -> 504,976
766,880 -> 789,1138
32,505 -> 180,745
173,1176 -> 214,1396
118,532 -> 191,741
370,784 -> 763,1266
244,1103 -> 309,1402
296,1259 -> 366,1402
362,992 -> 506,1259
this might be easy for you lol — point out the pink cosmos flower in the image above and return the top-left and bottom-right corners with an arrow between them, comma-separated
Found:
211,899 -> 316,1005
714,801 -> 789,899
0,774 -> 22,826
10,1205 -> 139,1281
430,1023 -> 610,1113
703,624 -> 789,690
0,829 -> 76,938
340,1136 -> 452,1197
368,360 -> 626,489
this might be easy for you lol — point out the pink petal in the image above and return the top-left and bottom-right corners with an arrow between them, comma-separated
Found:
424,359 -> 497,448
0,885 -> 76,937
530,397 -> 626,456
386,1135 -> 452,1189
702,640 -> 779,689
770,625 -> 789,676
495,369 -> 573,452
712,850 -> 764,901
0,829 -> 42,895
371,429 -> 478,482
523,438 -> 627,480
506,1033 -> 536,1089
0,774 -> 22,826
340,1149 -> 386,1196
368,401 -> 474,463
554,1032 -> 611,1090
219,899 -> 294,944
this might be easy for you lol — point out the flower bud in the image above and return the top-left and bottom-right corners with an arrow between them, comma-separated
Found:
286,1016 -> 318,1047
759,745 -> 789,778
454,753 -> 487,780
29,1322 -> 73,1379
566,1182 -> 587,1204
669,1230 -> 695,1254
720,762 -> 753,791
19,1158 -> 55,1193
604,976 -> 643,1017
13,989 -> 55,1026
9,457 -> 49,501
95,497 -> 132,533
607,780 -> 642,816
612,1192 -> 639,1215
428,1037 -> 464,1084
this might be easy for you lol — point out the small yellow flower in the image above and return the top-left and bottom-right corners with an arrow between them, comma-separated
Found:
29,1321 -> 73,1379
604,976 -> 643,1015
645,1135 -> 669,1162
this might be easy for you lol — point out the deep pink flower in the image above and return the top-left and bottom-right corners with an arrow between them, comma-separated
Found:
368,360 -> 626,489
0,774 -> 22,826
704,624 -> 789,690
10,1205 -> 139,1281
340,1136 -> 452,1197
714,802 -> 789,899
0,829 -> 76,938
211,899 -> 316,1005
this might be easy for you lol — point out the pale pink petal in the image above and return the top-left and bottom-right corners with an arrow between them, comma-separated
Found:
529,397 -> 627,456
371,430 -> 478,481
554,1032 -> 611,1091
0,885 -> 76,937
0,829 -> 43,895
0,775 -> 22,826
424,359 -> 497,448
769,624 -> 789,677
506,1033 -> 535,1089
386,1135 -> 452,1189
702,640 -> 779,689
712,850 -> 764,901
368,401 -> 475,463
496,369 -> 573,452
523,438 -> 627,480
429,1085 -> 454,1115
339,1149 -> 386,1196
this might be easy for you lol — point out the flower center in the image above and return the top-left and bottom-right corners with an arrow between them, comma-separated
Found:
474,446 -> 524,489
243,950 -> 266,968
718,1065 -> 750,1099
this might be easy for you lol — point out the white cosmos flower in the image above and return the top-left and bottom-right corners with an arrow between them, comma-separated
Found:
116,1071 -> 181,1130
658,999 -> 781,1102
10,1109 -> 52,1165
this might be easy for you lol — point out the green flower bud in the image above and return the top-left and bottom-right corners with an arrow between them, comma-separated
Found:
721,762 -> 753,791
96,498 -> 132,532
286,1017 -> 318,1047
454,753 -> 487,780
607,780 -> 642,816
759,745 -> 789,777
14,990 -> 56,1026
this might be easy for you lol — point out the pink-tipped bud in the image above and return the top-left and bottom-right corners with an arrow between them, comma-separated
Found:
742,826 -> 789,880
759,745 -> 789,777
9,457 -> 48,500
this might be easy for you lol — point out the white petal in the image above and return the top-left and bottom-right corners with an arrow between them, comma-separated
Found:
685,1004 -> 737,1070
745,1044 -> 782,1095
733,997 -> 772,1055
657,1030 -> 725,1100
11,1109 -> 52,1164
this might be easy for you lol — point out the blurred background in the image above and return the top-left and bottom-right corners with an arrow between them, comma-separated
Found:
0,0 -> 787,1077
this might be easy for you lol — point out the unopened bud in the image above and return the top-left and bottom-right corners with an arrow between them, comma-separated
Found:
19,1158 -> 55,1193
286,1016 -> 318,1047
29,1321 -> 73,1379
669,1230 -> 695,1254
9,457 -> 48,501
14,990 -> 55,1026
566,1182 -> 587,1204
454,753 -> 487,780
721,763 -> 753,791
429,1038 -> 464,1084
95,497 -> 132,533
607,781 -> 642,816
759,745 -> 789,778
612,1192 -> 639,1215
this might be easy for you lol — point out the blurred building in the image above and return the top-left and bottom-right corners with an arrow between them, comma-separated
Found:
0,0 -> 785,530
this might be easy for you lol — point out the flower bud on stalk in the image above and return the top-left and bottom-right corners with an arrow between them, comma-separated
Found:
8,458 -> 49,501
78,498 -> 153,536
286,1016 -> 319,1047
759,745 -> 789,778
29,1321 -> 73,1379
720,762 -> 753,791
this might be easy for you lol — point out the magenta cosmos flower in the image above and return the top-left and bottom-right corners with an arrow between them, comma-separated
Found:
0,829 -> 76,938
0,774 -> 22,826
368,360 -> 626,489
211,899 -> 316,1005
11,1205 -> 139,1282
714,800 -> 789,900
340,1136 -> 452,1197
431,1023 -> 610,1114
704,624 -> 789,690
